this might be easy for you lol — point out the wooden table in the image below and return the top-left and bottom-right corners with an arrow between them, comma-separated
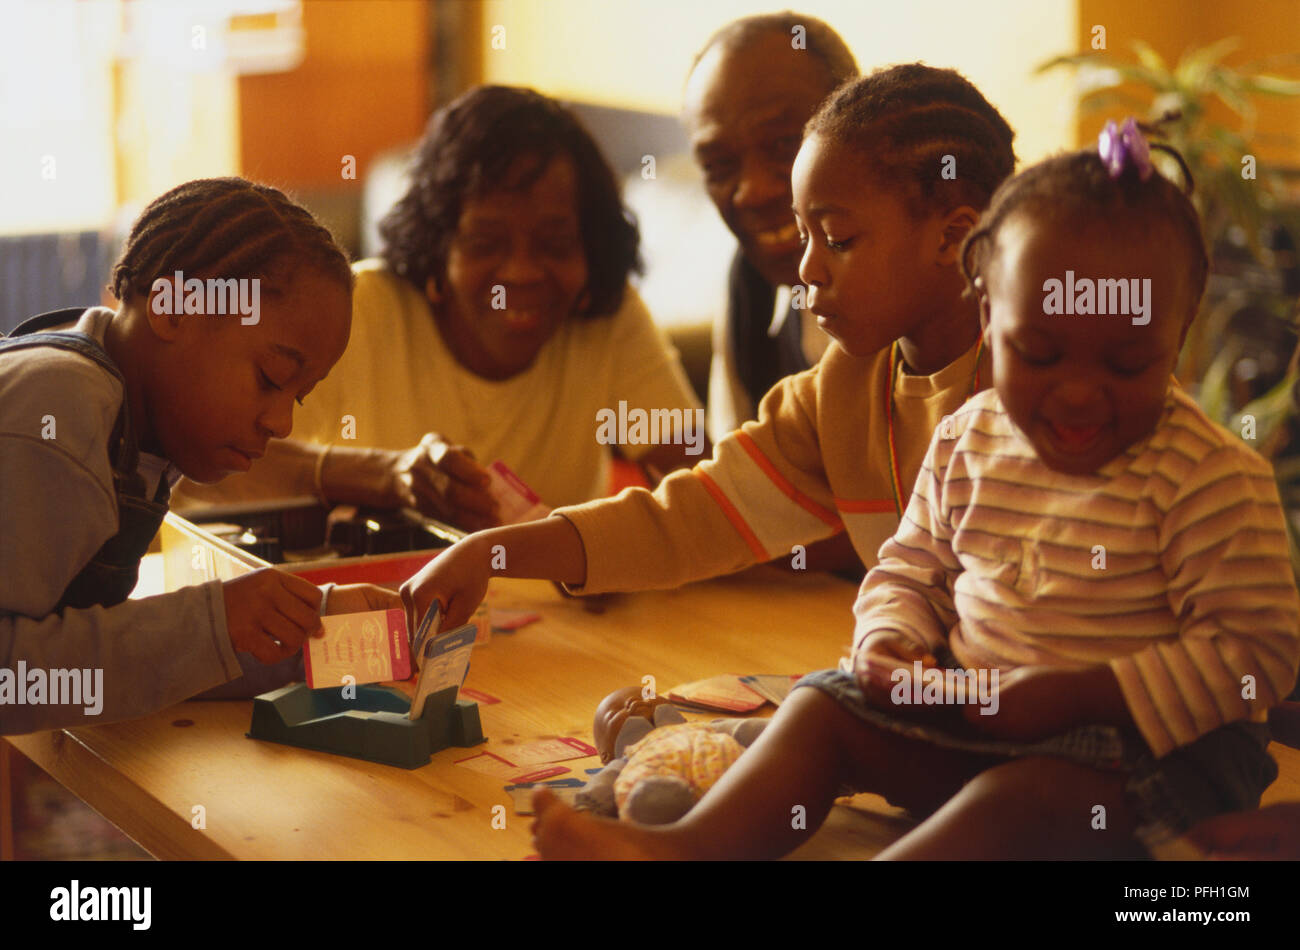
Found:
7,554 -> 1298,861
4,564 -> 865,860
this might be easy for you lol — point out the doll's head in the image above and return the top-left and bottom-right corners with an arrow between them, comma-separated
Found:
593,686 -> 672,764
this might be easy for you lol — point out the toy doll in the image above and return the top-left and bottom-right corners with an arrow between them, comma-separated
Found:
578,685 -> 767,824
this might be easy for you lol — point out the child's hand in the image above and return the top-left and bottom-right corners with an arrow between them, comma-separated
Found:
854,632 -> 937,711
399,536 -> 492,634
323,583 -> 402,615
221,568 -> 323,663
1184,802 -> 1300,860
386,433 -> 499,531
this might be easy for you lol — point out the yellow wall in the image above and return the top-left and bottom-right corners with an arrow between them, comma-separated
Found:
0,1 -> 120,234
474,0 -> 1078,167
239,0 -> 430,189
115,65 -> 240,212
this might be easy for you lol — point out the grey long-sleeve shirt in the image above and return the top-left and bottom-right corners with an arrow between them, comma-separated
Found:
0,308 -> 242,734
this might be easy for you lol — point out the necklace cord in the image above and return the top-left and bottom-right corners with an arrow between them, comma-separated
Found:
885,337 -> 984,519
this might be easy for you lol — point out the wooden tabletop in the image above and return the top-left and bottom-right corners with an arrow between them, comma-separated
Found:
5,565 -> 862,860
9,552 -> 1298,861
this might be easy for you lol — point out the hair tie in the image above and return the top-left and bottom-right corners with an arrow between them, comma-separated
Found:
1098,117 -> 1153,182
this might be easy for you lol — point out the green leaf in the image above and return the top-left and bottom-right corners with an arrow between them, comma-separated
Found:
1043,52 -> 1172,91
1237,51 -> 1300,73
1175,36 -> 1243,88
1231,372 -> 1300,452
1075,88 -> 1152,116
1207,69 -> 1254,119
1133,40 -> 1169,75
1036,53 -> 1122,73
1240,74 -> 1300,97
1197,347 -> 1238,423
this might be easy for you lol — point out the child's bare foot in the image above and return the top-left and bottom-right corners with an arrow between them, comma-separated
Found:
530,789 -> 690,860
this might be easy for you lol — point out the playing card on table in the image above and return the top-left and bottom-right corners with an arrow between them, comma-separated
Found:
500,736 -> 597,767
504,778 -> 586,815
489,607 -> 541,632
454,751 -> 570,782
667,674 -> 765,713
739,674 -> 801,706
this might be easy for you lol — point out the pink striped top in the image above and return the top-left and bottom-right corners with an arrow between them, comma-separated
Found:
852,384 -> 1300,758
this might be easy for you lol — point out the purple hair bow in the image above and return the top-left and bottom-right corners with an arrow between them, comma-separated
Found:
1098,117 -> 1153,181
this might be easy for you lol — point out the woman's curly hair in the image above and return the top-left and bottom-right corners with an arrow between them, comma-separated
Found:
379,85 -> 641,319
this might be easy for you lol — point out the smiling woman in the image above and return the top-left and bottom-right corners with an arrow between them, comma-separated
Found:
179,86 -> 705,526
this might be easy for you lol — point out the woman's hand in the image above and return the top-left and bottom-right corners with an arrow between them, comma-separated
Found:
384,433 -> 499,531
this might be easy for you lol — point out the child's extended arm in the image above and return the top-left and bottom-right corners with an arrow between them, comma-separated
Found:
402,365 -> 847,627
400,516 -> 587,630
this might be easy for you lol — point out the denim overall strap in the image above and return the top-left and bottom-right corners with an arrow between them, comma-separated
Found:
1,309 -> 171,609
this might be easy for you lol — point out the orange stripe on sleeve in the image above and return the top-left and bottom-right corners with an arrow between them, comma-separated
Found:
834,498 -> 897,514
735,432 -> 842,528
695,470 -> 770,562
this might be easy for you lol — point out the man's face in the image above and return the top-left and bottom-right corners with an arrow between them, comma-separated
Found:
981,213 -> 1192,475
684,31 -> 836,287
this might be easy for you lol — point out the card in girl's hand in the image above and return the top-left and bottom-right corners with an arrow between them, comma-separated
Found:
409,602 -> 441,669
486,461 -> 551,524
409,622 -> 477,719
304,608 -> 410,689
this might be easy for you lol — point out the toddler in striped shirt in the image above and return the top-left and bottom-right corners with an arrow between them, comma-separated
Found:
531,121 -> 1300,860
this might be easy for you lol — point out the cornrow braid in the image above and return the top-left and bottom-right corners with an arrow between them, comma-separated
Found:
805,63 -> 1017,219
959,140 -> 1208,313
111,177 -> 352,304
